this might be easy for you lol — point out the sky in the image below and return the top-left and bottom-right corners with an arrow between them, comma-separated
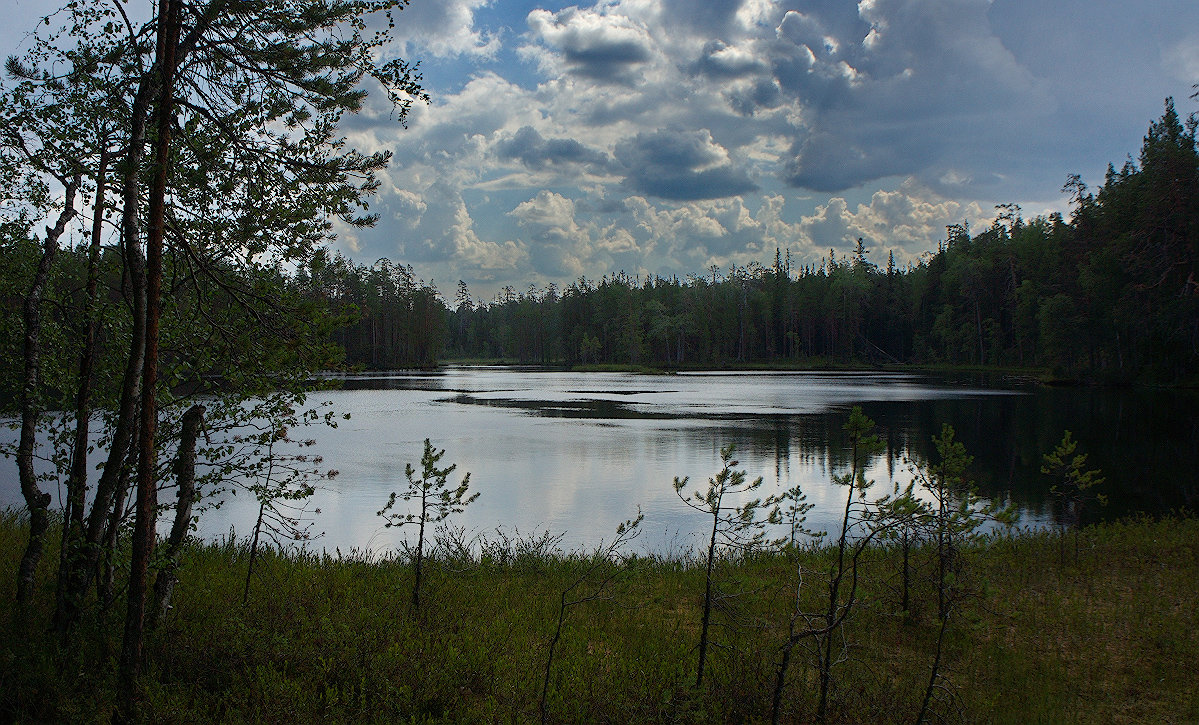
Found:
4,0 -> 1199,300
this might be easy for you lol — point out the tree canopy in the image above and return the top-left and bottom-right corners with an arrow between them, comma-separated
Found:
1,0 -> 425,708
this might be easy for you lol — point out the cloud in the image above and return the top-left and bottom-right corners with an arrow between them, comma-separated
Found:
726,78 -> 783,116
494,126 -> 610,171
752,0 -> 1055,193
793,181 -> 993,265
691,40 -> 768,78
390,0 -> 499,58
324,0 -> 1194,298
389,189 -> 428,228
615,128 -> 758,200
509,190 -> 595,277
525,7 -> 655,84
654,0 -> 751,37
1163,34 -> 1199,84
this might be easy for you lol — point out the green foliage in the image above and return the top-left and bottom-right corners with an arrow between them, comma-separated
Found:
377,439 -> 477,609
1042,430 -> 1106,565
674,444 -> 772,688
297,252 -> 449,369
4,512 -> 1196,723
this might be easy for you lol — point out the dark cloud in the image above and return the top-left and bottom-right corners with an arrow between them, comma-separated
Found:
657,0 -> 747,38
563,39 -> 650,68
626,129 -> 725,169
616,128 -> 757,200
527,7 -> 653,84
727,79 -> 782,116
783,130 -> 909,192
761,0 -> 1055,193
495,126 -> 611,170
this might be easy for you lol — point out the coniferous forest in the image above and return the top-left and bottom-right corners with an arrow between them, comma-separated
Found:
305,99 -> 1199,383
1,0 -> 1196,718
5,99 -> 1195,388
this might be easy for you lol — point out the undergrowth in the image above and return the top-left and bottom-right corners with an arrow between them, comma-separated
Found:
1,511 -> 1196,723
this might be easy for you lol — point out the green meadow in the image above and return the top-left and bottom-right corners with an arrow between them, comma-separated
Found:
2,512 -> 1196,723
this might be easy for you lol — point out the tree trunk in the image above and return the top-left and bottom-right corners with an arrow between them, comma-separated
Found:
58,66 -> 157,631
16,175 -> 80,617
901,532 -> 911,616
770,617 -> 796,725
695,508 -> 719,688
100,439 -> 136,611
916,607 -> 950,724
817,439 -> 859,723
243,498 -> 267,605
121,0 -> 180,707
411,481 -> 429,612
151,404 -> 205,627
55,147 -> 110,635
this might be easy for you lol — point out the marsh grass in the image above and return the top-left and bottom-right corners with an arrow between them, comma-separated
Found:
1,511 -> 1196,723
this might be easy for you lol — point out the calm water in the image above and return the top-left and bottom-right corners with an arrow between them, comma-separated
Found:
3,367 -> 1197,555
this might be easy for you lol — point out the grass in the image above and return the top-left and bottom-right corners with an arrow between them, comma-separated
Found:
2,511 -> 1197,723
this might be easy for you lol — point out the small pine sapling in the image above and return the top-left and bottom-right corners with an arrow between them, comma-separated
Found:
874,482 -> 926,619
766,482 -> 820,725
539,510 -> 643,725
674,444 -> 771,689
813,406 -> 885,723
770,407 -> 911,724
378,438 -> 478,611
911,424 -> 1015,724
1041,430 -> 1106,566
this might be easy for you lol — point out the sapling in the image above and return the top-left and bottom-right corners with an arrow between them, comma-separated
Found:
911,424 -> 1015,724
766,483 -> 819,725
539,510 -> 643,725
876,481 -> 926,618
241,426 -> 331,604
378,438 -> 477,610
1041,430 -> 1106,566
812,406 -> 885,723
674,444 -> 772,689
770,407 -> 909,724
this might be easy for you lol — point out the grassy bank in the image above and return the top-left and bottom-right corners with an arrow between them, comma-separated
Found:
2,513 -> 1196,723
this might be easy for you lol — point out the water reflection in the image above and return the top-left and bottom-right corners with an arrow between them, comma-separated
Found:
3,368 -> 1196,555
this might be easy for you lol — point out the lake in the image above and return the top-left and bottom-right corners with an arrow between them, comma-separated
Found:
3,367 -> 1197,555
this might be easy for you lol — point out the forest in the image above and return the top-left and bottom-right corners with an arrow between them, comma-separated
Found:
8,99 -> 1197,389
0,0 -> 1196,717
301,100 -> 1199,383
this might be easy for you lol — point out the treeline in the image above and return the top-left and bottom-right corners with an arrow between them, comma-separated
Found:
295,251 -> 446,369
431,100 -> 1197,382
